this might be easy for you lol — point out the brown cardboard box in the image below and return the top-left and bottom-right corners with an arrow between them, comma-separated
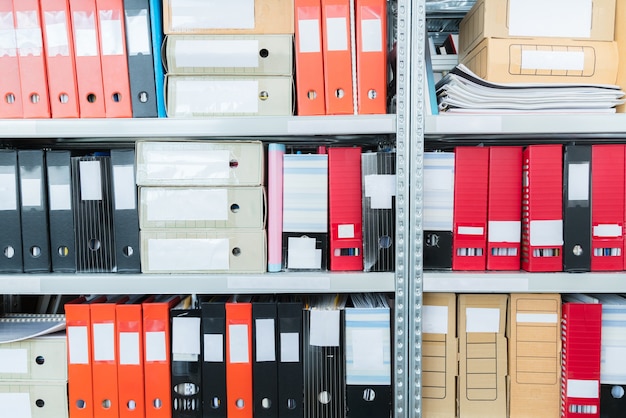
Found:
422,293 -> 458,418
460,37 -> 619,85
507,294 -> 561,418
459,0 -> 616,57
163,0 -> 294,35
457,294 -> 508,418
615,1 -> 626,112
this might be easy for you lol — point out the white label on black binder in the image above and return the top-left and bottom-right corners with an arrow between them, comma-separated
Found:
361,19 -> 382,52
79,160 -> 102,201
509,0 -> 592,39
93,323 -> 115,361
466,308 -> 500,333
119,332 -> 140,365
73,12 -> 98,57
310,310 -> 340,347
529,220 -> 563,247
516,313 -> 558,324
326,17 -> 347,51
170,0 -> 254,30
594,224 -> 622,238
352,329 -> 384,371
0,393 -> 30,418
20,178 -> 41,207
255,318 -> 276,362
99,13 -> 123,56
566,379 -> 599,399
146,188 -> 228,221
338,224 -> 355,239
488,221 -> 521,243
568,163 -> 590,201
68,326 -> 89,364
203,334 -> 223,362
172,317 -> 200,355
145,331 -> 166,362
113,165 -> 136,210
364,174 -> 396,209
422,305 -> 448,334
287,236 -> 321,270
175,39 -> 259,68
521,50 -> 585,72
125,11 -> 150,56
0,173 -> 16,210
0,348 -> 27,373
228,324 -> 249,364
280,332 -> 299,363
175,79 -> 259,115
148,238 -> 230,271
49,184 -> 71,211
298,19 -> 320,53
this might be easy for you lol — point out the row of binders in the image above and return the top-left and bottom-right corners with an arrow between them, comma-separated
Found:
424,143 -> 626,272
0,148 -> 139,273
423,292 -> 626,418
58,293 -> 392,418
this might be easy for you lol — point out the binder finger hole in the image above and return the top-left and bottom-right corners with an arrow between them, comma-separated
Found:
210,397 -> 221,409
76,400 -> 86,409
230,203 -> 240,213
112,92 -> 122,103
259,48 -> 269,58
5,93 -> 15,104
307,90 -> 318,100
259,91 -> 269,101
127,400 -> 136,410
89,239 -> 101,252
35,399 -> 44,408
318,391 -> 331,404
139,91 -> 149,103
611,386 -> 625,398
232,247 -> 241,256
87,94 -> 97,103
123,246 -> 134,257
368,89 -> 377,99
335,89 -> 344,99
30,246 -> 41,258
153,398 -> 162,409
287,399 -> 296,410
102,399 -> 111,409
58,246 -> 70,257
3,246 -> 15,259
261,398 -> 271,409
30,93 -> 40,104
572,245 -> 583,256
59,93 -> 69,104
378,235 -> 392,249
235,399 -> 245,409
35,356 -> 45,365
362,388 -> 376,401
229,159 -> 239,168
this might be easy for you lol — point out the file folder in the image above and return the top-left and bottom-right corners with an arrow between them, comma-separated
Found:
142,295 -> 181,418
276,301 -> 304,418
170,299 -> 203,418
40,0 -> 80,118
354,0 -> 387,114
71,155 -> 116,272
361,151 -> 396,272
452,146 -> 489,271
561,302 -> 602,418
18,149 -> 51,272
294,0 -> 326,115
328,147 -> 363,271
563,145 -> 592,272
123,0 -> 158,117
0,380 -> 69,418
110,149 -> 140,272
68,0 -> 106,117
0,332 -> 67,381
13,0 -> 51,118
148,0 -> 166,117
267,143 -> 285,272
252,301 -> 279,418
200,299 -> 227,418
486,146 -> 522,271
321,0 -> 355,114
225,300 -> 253,418
0,149 -> 23,273
521,145 -> 564,272
0,0 -> 23,118
590,144 -> 624,271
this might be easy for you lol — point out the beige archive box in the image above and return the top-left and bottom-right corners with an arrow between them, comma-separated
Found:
165,35 -> 293,76
422,293 -> 458,418
507,294 -> 561,418
0,380 -> 68,418
165,75 -> 293,117
458,294 -> 508,418
163,0 -> 294,35
615,1 -> 626,112
459,0 -> 616,57
460,37 -> 619,85
0,333 -> 66,381
136,141 -> 264,187
139,186 -> 265,230
140,229 -> 267,273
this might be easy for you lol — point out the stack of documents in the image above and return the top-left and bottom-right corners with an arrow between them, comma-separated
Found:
436,64 -> 625,113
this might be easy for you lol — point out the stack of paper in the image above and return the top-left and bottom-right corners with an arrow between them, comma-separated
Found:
436,64 -> 625,113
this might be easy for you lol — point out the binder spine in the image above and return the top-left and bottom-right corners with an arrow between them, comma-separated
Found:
0,149 -> 24,272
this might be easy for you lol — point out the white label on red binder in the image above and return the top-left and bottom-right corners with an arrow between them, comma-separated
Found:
73,12 -> 98,57
125,11 -> 150,56
44,12 -> 69,56
145,331 -> 166,362
93,323 -> 115,361
516,313 -> 558,324
466,308 -> 500,333
113,165 -> 136,210
68,326 -> 89,364
203,334 -> 223,362
79,160 -> 102,201
529,220 -> 564,246
148,238 -> 230,271
228,324 -> 250,363
566,379 -> 599,399
0,173 -> 17,210
255,319 -> 276,362
422,305 -> 448,334
172,317 -> 200,356
361,19 -> 382,53
170,0 -> 254,30
99,12 -> 123,56
326,17 -> 348,51
593,224 -> 622,238
338,224 -> 355,239
352,328 -> 384,370
146,188 -> 228,221
0,12 -> 17,57
15,12 -> 43,57
119,332 -> 140,365
175,39 -> 259,68
509,0 -> 592,39
280,332 -> 299,363
488,221 -> 521,243
0,393 -> 30,418
364,174 -> 396,209
457,226 -> 484,236
20,178 -> 41,207
174,79 -> 259,115
521,50 -> 585,72
0,348 -> 27,373
298,19 -> 320,53
310,310 -> 340,347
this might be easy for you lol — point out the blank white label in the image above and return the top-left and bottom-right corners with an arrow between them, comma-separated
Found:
488,221 -> 521,243
175,79 -> 259,114
68,326 -> 89,364
113,165 -> 136,210
310,310 -> 340,347
361,19 -> 382,52
45,20 -> 69,54
594,224 -> 622,238
148,238 -> 230,271
0,173 -> 17,210
119,332 -> 140,365
99,18 -> 123,55
172,317 -> 200,355
203,334 -> 223,362
604,347 -> 626,376
298,19 -> 320,53
49,184 -> 71,211
529,220 -> 563,246
145,331 -> 166,362
422,305 -> 449,334
364,174 -> 396,209
326,17 -> 347,51
255,319 -> 276,362
125,12 -> 150,55
352,329 -> 384,370
280,332 -> 299,363
287,236 -> 321,269
175,39 -> 259,68
457,226 -> 484,236
20,178 -> 41,207
0,349 -> 27,373
144,149 -> 230,181
568,163 -> 590,201
170,0 -> 254,30
516,313 -> 557,324
146,188 -> 228,221
93,323 -> 115,361
229,324 -> 249,364
509,0 -> 592,38
0,393 -> 31,418
466,308 -> 500,333
79,160 -> 102,201
567,379 -> 599,399
338,224 -> 355,239
521,50 -> 585,72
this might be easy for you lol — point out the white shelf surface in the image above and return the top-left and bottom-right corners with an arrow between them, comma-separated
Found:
425,114 -> 626,136
425,271 -> 626,293
0,272 -> 395,295
0,115 -> 396,138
